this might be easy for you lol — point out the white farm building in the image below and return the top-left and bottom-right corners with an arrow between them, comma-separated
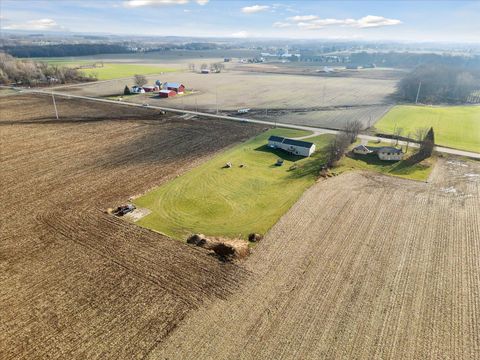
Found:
268,136 -> 316,157
352,145 -> 404,161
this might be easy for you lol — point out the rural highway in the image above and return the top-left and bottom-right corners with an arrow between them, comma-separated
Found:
8,86 -> 480,159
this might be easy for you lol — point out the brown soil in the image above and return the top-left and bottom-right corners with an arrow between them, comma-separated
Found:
151,160 -> 480,360
0,94 -> 263,359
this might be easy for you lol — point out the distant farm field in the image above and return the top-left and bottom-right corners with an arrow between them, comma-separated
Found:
135,129 -> 333,239
35,58 -> 178,80
59,70 -> 399,129
78,64 -> 178,80
375,105 -> 480,153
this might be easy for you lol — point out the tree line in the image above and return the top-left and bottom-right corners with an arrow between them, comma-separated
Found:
1,44 -> 131,58
349,51 -> 480,69
396,64 -> 479,104
0,52 -> 96,85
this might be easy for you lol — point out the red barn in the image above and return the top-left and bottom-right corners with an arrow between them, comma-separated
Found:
164,82 -> 185,93
142,86 -> 156,92
158,89 -> 176,98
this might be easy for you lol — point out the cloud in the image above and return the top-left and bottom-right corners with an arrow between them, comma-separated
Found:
196,0 -> 209,4
231,30 -> 249,38
355,15 -> 402,28
241,5 -> 270,14
293,14 -> 402,30
288,15 -> 318,22
2,18 -> 64,31
273,21 -> 292,28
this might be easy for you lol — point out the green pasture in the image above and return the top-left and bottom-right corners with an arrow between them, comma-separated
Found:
33,58 -> 178,80
375,105 -> 480,153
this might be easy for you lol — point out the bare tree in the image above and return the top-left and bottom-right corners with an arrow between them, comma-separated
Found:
414,127 -> 429,144
133,74 -> 148,87
210,62 -> 225,73
325,133 -> 350,167
188,63 -> 196,72
393,127 -> 404,146
201,63 -> 208,70
344,119 -> 363,143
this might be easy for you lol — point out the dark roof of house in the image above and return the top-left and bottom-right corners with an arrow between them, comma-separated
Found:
353,144 -> 371,151
268,136 -> 314,149
378,147 -> 403,153
164,82 -> 183,88
269,135 -> 285,143
283,138 -> 315,149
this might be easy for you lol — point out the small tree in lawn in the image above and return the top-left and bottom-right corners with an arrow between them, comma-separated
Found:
134,74 -> 147,87
124,85 -> 131,95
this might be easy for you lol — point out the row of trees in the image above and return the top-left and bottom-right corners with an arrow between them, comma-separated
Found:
397,64 -> 479,104
188,62 -> 225,73
2,44 -> 131,58
0,52 -> 96,86
350,51 -> 480,69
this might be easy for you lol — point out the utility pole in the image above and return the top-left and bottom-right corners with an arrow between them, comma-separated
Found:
215,87 -> 218,114
52,93 -> 59,120
415,81 -> 422,104
195,96 -> 198,112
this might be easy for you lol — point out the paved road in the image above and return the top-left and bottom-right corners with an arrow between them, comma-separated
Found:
8,87 -> 480,160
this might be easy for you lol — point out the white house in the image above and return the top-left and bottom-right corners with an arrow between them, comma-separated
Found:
131,85 -> 145,94
352,144 -> 373,155
268,136 -> 316,157
377,147 -> 404,161
353,144 -> 404,161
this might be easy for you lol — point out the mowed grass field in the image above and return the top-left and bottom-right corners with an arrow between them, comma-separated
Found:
34,58 -> 178,80
135,129 -> 333,240
375,105 -> 480,153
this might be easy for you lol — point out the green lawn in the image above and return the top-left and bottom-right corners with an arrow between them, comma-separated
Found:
335,141 -> 436,182
78,64 -> 177,80
134,129 -> 333,240
375,105 -> 480,153
33,58 -> 178,80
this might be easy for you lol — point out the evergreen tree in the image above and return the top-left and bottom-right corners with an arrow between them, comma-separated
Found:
124,85 -> 131,95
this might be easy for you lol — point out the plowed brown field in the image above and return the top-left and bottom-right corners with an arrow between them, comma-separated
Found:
0,94 -> 262,359
151,159 -> 480,360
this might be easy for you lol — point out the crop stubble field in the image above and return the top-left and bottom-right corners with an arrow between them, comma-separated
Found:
58,69 -> 398,130
0,94 -> 263,359
151,159 -> 480,359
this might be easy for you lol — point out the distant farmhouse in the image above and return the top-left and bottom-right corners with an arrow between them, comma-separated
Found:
353,145 -> 404,161
268,136 -> 316,157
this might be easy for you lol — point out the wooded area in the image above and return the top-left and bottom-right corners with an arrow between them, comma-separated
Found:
0,52 -> 96,85
396,64 -> 479,103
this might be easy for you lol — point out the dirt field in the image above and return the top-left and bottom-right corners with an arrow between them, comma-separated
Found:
0,94 -> 263,359
150,159 -> 480,359
56,69 -> 398,130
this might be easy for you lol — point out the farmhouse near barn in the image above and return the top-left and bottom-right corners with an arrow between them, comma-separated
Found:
353,144 -> 404,161
268,135 -> 316,157
164,82 -> 185,94
158,89 -> 176,98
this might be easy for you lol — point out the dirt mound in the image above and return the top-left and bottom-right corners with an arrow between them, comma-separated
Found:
248,233 -> 263,242
187,234 -> 250,260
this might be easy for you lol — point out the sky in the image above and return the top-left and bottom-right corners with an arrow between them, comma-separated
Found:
1,0 -> 479,43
